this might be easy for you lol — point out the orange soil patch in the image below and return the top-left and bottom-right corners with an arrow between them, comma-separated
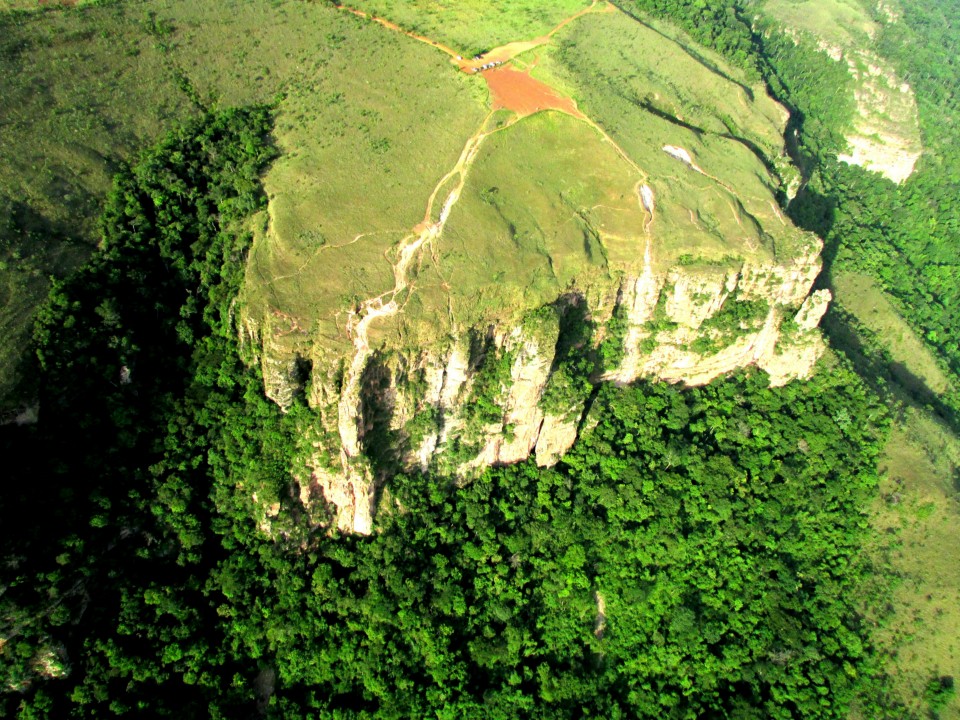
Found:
483,67 -> 583,118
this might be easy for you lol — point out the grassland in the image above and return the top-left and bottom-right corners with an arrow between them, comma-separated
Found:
317,3 -> 831,354
871,408 -> 960,719
827,269 -> 960,717
0,0 -> 821,408
343,0 -> 592,58
832,271 -> 953,396
0,0 -> 85,10
761,0 -> 879,49
388,110 -> 647,345
238,11 -> 490,361
533,8 -> 808,267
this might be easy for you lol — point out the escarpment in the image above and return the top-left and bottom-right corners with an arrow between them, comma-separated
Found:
247,239 -> 829,534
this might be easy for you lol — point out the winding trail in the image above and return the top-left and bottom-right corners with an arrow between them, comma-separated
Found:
336,4 -> 463,59
338,1 -> 608,73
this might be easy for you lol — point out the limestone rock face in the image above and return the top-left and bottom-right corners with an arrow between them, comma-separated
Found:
767,11 -> 922,184
262,238 -> 829,534
535,412 -> 581,468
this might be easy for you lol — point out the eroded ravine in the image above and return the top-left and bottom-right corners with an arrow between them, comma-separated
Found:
337,113 -> 500,459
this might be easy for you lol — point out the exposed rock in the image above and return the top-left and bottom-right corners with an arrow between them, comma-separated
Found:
594,591 -> 607,640
302,461 -> 375,536
837,128 -> 920,185
494,336 -> 555,464
644,309 -> 780,387
664,270 -> 731,329
0,403 -> 39,426
277,238 -> 829,533
760,334 -> 827,387
535,411 -> 582,467
775,25 -> 922,184
794,289 -> 831,331
663,144 -> 694,166
639,184 -> 655,214
440,344 -> 471,409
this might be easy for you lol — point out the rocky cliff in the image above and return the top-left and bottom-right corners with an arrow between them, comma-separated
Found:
761,0 -> 922,184
249,237 -> 828,535
232,0 -> 837,535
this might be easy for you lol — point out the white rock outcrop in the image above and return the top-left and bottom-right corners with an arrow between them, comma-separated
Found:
274,240 -> 830,534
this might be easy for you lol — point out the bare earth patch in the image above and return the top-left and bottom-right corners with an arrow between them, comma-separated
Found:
483,66 -> 583,118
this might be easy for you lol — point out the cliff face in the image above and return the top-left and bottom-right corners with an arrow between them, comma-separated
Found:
259,238 -> 829,534
761,3 -> 922,184
231,0 -> 840,536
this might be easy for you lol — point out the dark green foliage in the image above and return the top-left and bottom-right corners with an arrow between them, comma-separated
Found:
758,32 -> 856,158
404,403 -> 439,447
217,366 -> 888,718
462,338 -> 516,434
597,300 -> 629,371
1,105 -> 284,717
925,675 -> 955,715
707,294 -> 768,333
540,299 -> 594,414
638,294 -> 678,355
691,294 -> 768,354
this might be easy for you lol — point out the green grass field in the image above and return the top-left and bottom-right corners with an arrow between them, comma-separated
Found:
832,271 -> 953,396
872,408 -> 960,719
0,0 -> 489,406
533,8 -> 809,267
238,10 -> 490,362
390,110 -> 647,346
829,270 -> 960,717
0,0 -> 819,408
343,0 -> 592,57
761,0 -> 879,49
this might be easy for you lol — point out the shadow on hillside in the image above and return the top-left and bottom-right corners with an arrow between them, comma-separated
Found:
786,179 -> 960,434
821,301 -> 960,432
